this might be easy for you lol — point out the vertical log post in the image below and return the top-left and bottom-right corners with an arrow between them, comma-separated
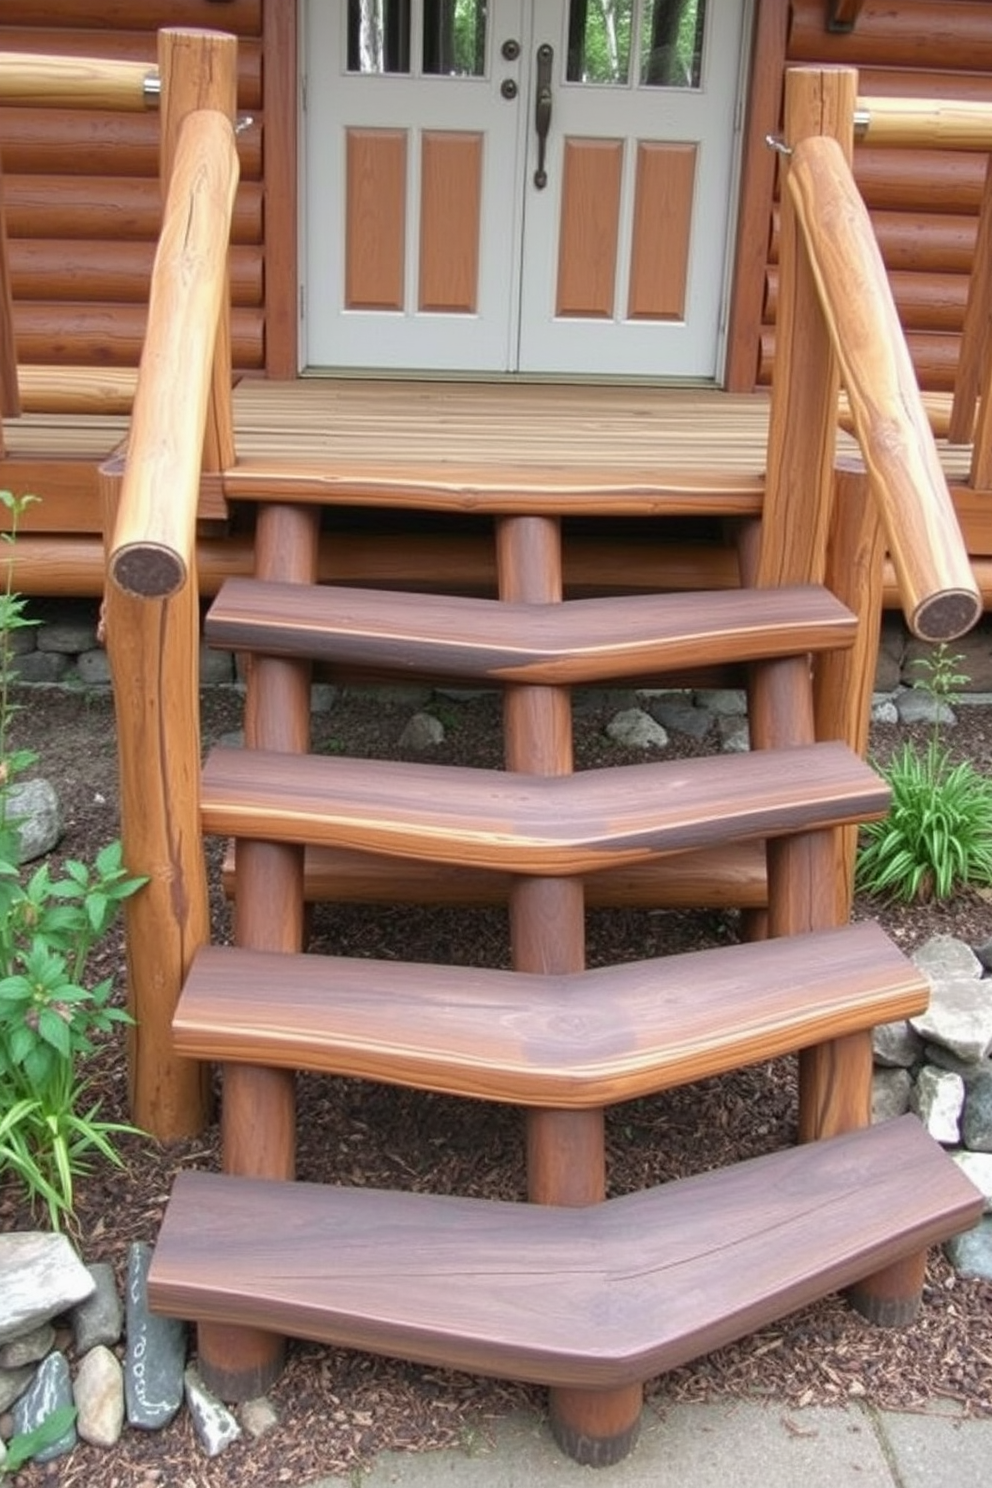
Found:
196,503 -> 319,1402
100,456 -> 211,1139
814,457 -> 886,925
496,516 -> 642,1467
759,66 -> 927,1323
157,26 -> 237,476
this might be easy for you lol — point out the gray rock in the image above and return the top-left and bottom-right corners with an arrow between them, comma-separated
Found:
184,1366 -> 242,1457
398,711 -> 445,750
74,648 -> 112,685
717,716 -> 750,753
572,687 -> 637,717
310,682 -> 340,714
645,696 -> 714,739
693,687 -> 748,716
2,625 -> 38,658
74,1344 -> 125,1448
951,1151 -> 992,1212
0,1322 -> 55,1369
910,1065 -> 965,1144
872,1019 -> 924,1068
606,707 -> 668,749
962,1067 -> 992,1153
913,935 -> 984,981
73,1262 -> 124,1353
199,644 -> 235,685
923,1043 -> 988,1081
872,1067 -> 913,1123
434,687 -> 495,702
910,976 -> 992,1063
124,1242 -> 187,1430
11,1351 -> 77,1463
11,650 -> 70,683
894,689 -> 956,727
37,612 -> 99,654
240,1395 -> 280,1439
0,1365 -> 35,1412
6,778 -> 62,862
870,697 -> 900,725
944,1216 -> 992,1281
0,1233 -> 95,1345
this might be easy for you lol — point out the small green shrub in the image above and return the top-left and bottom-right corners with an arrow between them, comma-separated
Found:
856,644 -> 992,904
0,491 -> 146,1228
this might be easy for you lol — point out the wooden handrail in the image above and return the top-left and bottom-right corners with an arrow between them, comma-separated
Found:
788,133 -> 981,642
0,51 -> 157,110
855,95 -> 992,150
108,107 -> 238,598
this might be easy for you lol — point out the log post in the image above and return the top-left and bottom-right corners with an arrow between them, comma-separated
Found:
497,515 -> 642,1466
100,454 -> 211,1139
196,503 -> 319,1401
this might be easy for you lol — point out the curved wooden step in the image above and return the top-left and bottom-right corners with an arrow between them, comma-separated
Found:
205,581 -> 856,686
200,740 -> 889,874
174,922 -> 927,1107
148,1117 -> 981,1391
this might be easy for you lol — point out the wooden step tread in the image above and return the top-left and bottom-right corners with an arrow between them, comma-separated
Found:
148,1117 -> 981,1391
175,923 -> 928,1107
200,741 -> 889,875
205,581 -> 856,685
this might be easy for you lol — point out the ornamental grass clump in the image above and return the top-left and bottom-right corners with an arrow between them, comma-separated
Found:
856,644 -> 992,905
0,491 -> 146,1228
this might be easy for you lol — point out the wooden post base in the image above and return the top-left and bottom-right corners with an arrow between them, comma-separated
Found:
847,1249 -> 928,1326
549,1382 -> 643,1467
196,1321 -> 285,1402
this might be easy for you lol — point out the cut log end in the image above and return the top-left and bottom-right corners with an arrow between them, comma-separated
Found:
111,543 -> 186,599
910,589 -> 983,644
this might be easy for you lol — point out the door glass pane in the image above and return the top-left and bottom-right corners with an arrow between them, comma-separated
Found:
641,0 -> 707,89
566,0 -> 634,85
347,0 -> 412,75
423,0 -> 489,77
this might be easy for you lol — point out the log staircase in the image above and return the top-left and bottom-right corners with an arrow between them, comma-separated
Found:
90,37 -> 986,1469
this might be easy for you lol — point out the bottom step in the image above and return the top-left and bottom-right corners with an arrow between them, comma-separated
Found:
149,1117 -> 980,1393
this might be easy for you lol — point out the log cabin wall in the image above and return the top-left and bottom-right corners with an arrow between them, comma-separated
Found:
3,1 -> 992,392
754,0 -> 992,393
0,0 -> 265,375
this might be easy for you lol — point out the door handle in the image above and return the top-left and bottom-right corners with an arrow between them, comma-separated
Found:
534,44 -> 553,189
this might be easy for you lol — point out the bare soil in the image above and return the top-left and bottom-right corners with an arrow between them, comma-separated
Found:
2,683 -> 992,1486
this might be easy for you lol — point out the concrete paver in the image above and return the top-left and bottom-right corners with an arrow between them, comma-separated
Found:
879,1406 -> 992,1488
310,1401 -> 900,1488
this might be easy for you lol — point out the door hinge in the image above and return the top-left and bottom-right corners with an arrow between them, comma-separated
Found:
299,284 -> 306,321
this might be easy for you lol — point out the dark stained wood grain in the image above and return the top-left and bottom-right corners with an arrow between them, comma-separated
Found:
174,922 -> 928,1108
199,741 -> 890,876
148,1117 -> 982,1392
205,580 -> 856,684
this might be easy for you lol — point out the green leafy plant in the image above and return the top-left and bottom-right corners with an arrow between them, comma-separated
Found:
857,644 -> 992,904
0,491 -> 146,1228
1,1405 -> 77,1473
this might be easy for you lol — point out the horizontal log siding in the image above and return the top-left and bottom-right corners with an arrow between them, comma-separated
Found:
758,0 -> 992,392
0,2 -> 264,374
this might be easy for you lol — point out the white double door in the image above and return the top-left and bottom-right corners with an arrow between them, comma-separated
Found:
302,1 -> 748,376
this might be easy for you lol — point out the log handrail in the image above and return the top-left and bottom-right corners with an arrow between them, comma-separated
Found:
0,51 -> 157,110
108,107 -> 238,598
855,95 -> 992,151
788,132 -> 981,642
